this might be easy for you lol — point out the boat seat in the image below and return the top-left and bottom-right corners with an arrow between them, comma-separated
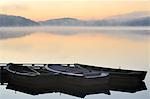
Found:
84,72 -> 101,76
84,72 -> 109,78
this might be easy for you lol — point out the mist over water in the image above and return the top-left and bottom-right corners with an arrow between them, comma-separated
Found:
0,26 -> 149,40
0,26 -> 149,99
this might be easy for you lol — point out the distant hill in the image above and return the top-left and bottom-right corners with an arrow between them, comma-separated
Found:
39,18 -> 84,26
92,17 -> 150,26
39,11 -> 150,26
97,11 -> 150,26
119,17 -> 150,26
0,11 -> 149,27
0,14 -> 39,27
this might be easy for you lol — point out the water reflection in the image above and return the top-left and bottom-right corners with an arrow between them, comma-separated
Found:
0,31 -> 148,68
0,26 -> 149,99
0,31 -> 32,40
3,80 -> 146,98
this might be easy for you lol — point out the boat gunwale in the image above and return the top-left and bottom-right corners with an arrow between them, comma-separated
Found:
45,64 -> 109,78
6,64 -> 40,76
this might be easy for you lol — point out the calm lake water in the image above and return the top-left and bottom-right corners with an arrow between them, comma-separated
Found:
0,26 -> 150,99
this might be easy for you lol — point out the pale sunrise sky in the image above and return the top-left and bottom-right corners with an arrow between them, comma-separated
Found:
0,0 -> 149,21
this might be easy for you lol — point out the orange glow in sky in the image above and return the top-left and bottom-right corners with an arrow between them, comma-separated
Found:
0,0 -> 149,21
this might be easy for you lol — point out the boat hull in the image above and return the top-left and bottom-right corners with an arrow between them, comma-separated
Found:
7,70 -> 109,89
59,74 -> 109,87
7,72 -> 59,90
77,64 -> 147,82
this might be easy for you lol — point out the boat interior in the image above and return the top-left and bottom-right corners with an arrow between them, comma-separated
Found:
46,64 -> 109,78
7,63 -> 109,78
